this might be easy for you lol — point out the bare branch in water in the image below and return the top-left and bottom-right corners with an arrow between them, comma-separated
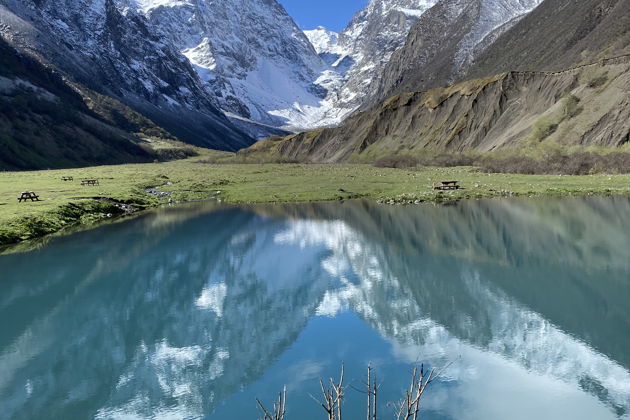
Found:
393,363 -> 450,420
314,363 -> 345,420
255,362 -> 448,420
365,363 -> 378,420
256,386 -> 287,420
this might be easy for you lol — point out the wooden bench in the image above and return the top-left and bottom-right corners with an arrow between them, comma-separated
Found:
61,176 -> 74,181
81,179 -> 100,186
434,181 -> 461,191
18,191 -> 40,202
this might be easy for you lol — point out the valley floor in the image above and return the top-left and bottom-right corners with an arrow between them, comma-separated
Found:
2,151 -> 630,249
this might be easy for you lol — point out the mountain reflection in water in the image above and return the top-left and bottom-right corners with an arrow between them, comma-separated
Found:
0,197 -> 629,420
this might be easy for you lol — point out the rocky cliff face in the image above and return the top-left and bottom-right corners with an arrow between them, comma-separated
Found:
304,0 -> 438,129
246,56 -> 630,162
127,0 -> 326,136
0,0 -> 252,150
129,0 -> 441,134
372,0 -> 543,103
466,0 -> 630,79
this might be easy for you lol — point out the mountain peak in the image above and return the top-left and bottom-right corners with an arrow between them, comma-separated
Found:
304,26 -> 340,55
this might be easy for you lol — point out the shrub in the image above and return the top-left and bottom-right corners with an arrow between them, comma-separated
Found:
374,155 -> 419,169
562,94 -> 583,119
151,146 -> 198,161
479,152 -> 630,175
587,71 -> 608,88
532,117 -> 559,141
480,156 -> 543,174
422,154 -> 477,167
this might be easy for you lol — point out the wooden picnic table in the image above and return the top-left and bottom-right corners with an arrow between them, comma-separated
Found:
61,176 -> 74,181
81,179 -> 100,186
18,191 -> 40,202
434,181 -> 461,191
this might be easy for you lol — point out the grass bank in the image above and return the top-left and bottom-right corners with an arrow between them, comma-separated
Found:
2,151 -> 630,247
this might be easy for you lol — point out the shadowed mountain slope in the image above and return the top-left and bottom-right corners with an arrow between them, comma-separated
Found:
0,0 -> 253,151
0,38 -> 152,170
467,0 -> 630,79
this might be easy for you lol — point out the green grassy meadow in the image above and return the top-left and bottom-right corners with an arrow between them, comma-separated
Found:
2,151 -> 630,247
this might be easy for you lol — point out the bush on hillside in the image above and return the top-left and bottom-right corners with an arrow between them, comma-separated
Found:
531,117 -> 560,141
376,150 -> 630,175
374,155 -> 419,169
422,154 -> 477,167
480,156 -> 543,174
479,152 -> 630,175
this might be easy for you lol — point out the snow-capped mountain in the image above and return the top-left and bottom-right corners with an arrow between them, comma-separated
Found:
373,0 -> 544,103
303,0 -> 439,128
0,0 -> 252,150
130,0 -> 545,134
0,0 -> 548,144
123,0 -> 439,134
303,27 -> 340,57
127,0 -> 328,135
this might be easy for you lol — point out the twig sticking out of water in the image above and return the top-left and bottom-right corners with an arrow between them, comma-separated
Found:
312,363 -> 345,420
255,362 -> 449,420
351,363 -> 380,420
393,363 -> 449,420
365,363 -> 378,420
256,386 -> 287,420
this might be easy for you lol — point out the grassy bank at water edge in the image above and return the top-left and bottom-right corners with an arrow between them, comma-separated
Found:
2,152 -> 630,247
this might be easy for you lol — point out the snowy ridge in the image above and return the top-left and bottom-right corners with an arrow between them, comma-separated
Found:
0,0 -> 548,140
304,27 -> 340,55
116,0 -> 546,136
128,0 -> 329,136
301,0 -> 544,131
299,0 -> 439,129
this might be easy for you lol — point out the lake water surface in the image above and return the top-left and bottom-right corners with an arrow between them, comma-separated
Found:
1,197 -> 629,420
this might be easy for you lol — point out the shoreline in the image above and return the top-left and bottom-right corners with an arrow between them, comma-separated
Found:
2,159 -> 630,252
2,187 -> 629,255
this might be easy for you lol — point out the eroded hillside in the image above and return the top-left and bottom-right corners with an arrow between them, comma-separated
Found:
244,56 -> 630,163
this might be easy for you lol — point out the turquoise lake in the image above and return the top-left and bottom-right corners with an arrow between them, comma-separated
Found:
0,197 -> 629,419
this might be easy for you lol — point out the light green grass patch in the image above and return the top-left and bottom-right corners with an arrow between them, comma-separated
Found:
2,152 -> 630,246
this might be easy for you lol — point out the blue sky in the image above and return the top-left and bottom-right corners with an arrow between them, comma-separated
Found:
278,0 -> 369,32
